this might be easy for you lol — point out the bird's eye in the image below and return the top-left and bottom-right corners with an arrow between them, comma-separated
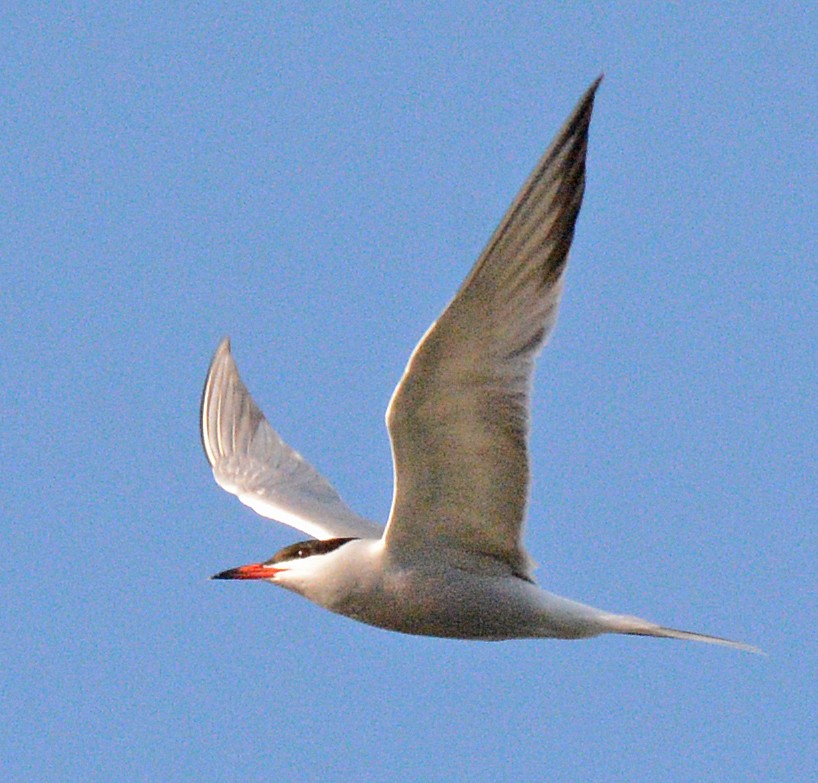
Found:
268,537 -> 359,565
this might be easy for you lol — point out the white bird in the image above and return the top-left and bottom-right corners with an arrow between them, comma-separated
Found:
202,78 -> 759,653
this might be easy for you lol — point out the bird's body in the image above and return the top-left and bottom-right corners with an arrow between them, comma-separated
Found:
259,538 -> 608,641
202,78 -> 759,653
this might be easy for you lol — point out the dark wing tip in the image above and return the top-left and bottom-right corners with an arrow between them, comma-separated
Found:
551,75 -> 602,161
559,75 -> 602,149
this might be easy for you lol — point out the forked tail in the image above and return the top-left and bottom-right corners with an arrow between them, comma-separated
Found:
611,615 -> 763,654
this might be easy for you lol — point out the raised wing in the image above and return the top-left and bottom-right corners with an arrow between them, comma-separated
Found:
383,78 -> 600,579
201,338 -> 383,540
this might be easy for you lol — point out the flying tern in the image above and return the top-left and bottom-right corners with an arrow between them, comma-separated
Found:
202,78 -> 758,652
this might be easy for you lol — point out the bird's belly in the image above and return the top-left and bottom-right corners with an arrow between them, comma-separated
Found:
323,566 -> 561,640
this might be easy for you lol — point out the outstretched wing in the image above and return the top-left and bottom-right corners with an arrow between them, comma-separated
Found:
201,338 -> 383,540
383,78 -> 600,578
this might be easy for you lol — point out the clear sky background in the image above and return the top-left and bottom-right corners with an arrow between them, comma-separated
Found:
2,4 -> 815,781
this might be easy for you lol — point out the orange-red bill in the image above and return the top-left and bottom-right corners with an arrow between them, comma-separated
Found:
211,563 -> 281,580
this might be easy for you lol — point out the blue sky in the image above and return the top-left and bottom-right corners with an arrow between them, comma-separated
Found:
2,3 -> 815,781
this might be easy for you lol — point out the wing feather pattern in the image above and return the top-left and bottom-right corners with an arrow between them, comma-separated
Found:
383,78 -> 601,578
201,338 -> 382,540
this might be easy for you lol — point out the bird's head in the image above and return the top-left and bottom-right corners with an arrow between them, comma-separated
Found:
211,537 -> 359,587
